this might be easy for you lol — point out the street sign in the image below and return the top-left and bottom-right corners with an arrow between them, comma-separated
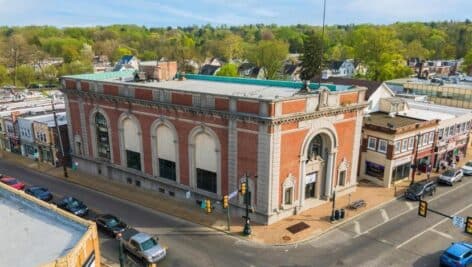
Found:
228,190 -> 238,200
452,215 -> 465,228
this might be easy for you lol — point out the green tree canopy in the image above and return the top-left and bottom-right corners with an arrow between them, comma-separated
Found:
216,63 -> 238,77
16,65 -> 35,87
246,40 -> 288,79
300,33 -> 324,81
0,65 -> 10,85
462,48 -> 472,75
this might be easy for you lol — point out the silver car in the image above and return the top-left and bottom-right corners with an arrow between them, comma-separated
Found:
438,168 -> 463,185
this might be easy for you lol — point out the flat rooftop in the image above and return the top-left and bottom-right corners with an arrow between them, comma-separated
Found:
364,112 -> 426,130
399,99 -> 472,121
64,71 -> 355,100
0,186 -> 87,266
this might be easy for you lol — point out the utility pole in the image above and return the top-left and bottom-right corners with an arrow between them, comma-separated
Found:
52,99 -> 68,178
411,133 -> 421,185
317,0 -> 327,87
330,187 -> 337,222
243,173 -> 252,236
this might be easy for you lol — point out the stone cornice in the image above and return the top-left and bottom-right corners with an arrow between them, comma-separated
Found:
63,89 -> 367,126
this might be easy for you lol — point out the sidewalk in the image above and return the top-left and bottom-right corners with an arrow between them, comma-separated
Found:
2,148 -> 471,245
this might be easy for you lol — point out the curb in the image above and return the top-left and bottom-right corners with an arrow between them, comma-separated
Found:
0,155 -> 406,247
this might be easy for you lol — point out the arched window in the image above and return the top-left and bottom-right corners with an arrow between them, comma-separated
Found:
195,133 -> 217,193
123,118 -> 141,171
95,113 -> 110,159
308,135 -> 323,159
156,125 -> 176,181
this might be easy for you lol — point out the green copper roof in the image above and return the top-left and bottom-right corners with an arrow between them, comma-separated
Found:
180,74 -> 353,92
63,70 -> 136,81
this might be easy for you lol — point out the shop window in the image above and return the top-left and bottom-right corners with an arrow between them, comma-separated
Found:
365,161 -> 384,179
284,187 -> 293,205
159,158 -> 176,181
378,139 -> 387,154
338,170 -> 346,186
367,137 -> 377,150
392,163 -> 410,182
196,168 -> 217,193
422,133 -> 428,146
438,129 -> 444,140
126,150 -> 141,171
95,113 -> 110,159
305,182 -> 315,199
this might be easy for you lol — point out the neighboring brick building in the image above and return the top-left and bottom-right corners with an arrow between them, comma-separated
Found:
62,72 -> 367,224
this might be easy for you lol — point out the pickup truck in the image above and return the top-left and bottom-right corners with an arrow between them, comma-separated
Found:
120,228 -> 166,263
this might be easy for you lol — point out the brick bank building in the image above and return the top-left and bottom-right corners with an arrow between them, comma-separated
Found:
62,70 -> 366,224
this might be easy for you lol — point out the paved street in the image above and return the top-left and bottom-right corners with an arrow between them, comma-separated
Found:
1,159 -> 471,267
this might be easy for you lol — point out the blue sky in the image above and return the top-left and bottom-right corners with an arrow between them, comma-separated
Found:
0,0 -> 470,27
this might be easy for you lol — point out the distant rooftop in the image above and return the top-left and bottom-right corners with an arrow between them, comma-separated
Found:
398,99 -> 472,121
365,112 -> 426,130
63,71 -> 356,100
0,185 -> 87,266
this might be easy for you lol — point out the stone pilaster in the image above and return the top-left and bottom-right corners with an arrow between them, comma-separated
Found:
256,123 -> 270,213
78,97 -> 90,156
227,119 -> 238,196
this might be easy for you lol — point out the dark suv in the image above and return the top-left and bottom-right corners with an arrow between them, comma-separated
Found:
404,180 -> 437,200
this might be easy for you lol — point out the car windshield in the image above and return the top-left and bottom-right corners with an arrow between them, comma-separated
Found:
106,218 -> 119,227
68,200 -> 81,208
466,162 -> 472,167
409,183 -> 423,193
34,188 -> 47,193
445,252 -> 461,261
5,179 -> 18,185
141,238 -> 157,251
443,170 -> 455,177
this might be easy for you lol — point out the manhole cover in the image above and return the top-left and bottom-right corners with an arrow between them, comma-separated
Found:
286,222 -> 310,234
282,235 -> 291,241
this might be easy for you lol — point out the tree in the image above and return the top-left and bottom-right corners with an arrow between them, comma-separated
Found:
366,53 -> 412,81
112,47 -> 133,62
41,65 -> 58,84
0,65 -> 10,85
247,40 -> 288,79
60,61 -> 93,76
15,65 -> 35,87
216,63 -> 238,77
300,33 -> 324,81
462,48 -> 472,75
404,40 -> 430,60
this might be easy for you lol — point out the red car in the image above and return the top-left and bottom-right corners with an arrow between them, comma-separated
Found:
0,177 -> 26,190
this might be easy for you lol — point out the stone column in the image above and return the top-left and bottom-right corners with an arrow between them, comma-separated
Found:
227,119 -> 238,195
78,97 -> 90,157
324,152 -> 335,198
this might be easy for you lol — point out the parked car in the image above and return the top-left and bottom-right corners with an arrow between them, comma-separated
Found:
438,168 -> 463,185
440,242 -> 472,267
56,196 -> 89,217
25,186 -> 53,202
96,214 -> 128,238
404,180 -> 437,200
0,177 -> 25,190
120,228 -> 166,263
461,161 -> 472,176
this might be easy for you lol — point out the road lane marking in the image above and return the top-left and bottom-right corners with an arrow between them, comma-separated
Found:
353,181 -> 472,238
429,228 -> 454,240
354,221 -> 361,235
396,202 -> 472,249
380,209 -> 389,222
405,202 -> 414,210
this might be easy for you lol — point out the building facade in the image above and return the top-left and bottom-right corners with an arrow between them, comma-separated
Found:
62,72 -> 366,224
359,111 -> 438,187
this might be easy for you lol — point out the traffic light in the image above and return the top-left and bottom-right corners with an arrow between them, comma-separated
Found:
206,199 -> 212,213
418,200 -> 428,217
240,182 -> 247,195
222,195 -> 228,209
465,216 -> 472,235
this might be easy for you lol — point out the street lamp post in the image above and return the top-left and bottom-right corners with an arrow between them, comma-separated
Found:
243,173 -> 252,236
330,187 -> 337,222
411,133 -> 421,185
116,233 -> 125,267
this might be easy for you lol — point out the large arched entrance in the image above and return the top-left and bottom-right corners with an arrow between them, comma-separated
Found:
300,131 -> 337,206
